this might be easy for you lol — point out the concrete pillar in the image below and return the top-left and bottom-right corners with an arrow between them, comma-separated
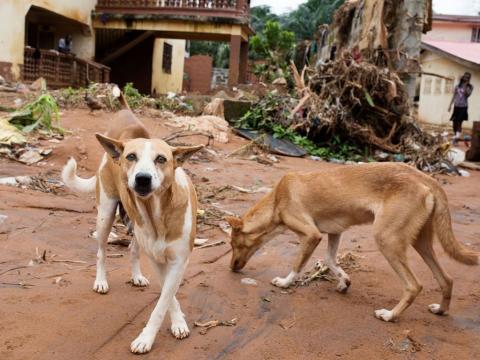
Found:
229,35 -> 241,86
239,40 -> 248,83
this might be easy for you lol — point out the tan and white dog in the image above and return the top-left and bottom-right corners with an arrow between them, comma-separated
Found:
62,103 -> 202,353
226,163 -> 479,322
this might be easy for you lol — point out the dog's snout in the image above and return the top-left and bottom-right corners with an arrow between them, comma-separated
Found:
134,173 -> 153,196
135,173 -> 152,187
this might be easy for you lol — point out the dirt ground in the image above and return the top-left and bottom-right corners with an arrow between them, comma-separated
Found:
1,109 -> 479,360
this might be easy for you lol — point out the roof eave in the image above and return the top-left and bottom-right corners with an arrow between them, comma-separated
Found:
421,42 -> 480,70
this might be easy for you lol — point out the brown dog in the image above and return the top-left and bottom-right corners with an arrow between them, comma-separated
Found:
226,163 -> 479,322
62,98 -> 202,353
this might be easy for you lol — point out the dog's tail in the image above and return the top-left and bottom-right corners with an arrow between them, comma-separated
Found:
118,91 -> 131,111
433,190 -> 479,265
61,158 -> 96,193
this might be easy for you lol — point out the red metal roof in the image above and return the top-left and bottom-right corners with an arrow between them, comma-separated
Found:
433,14 -> 480,24
422,39 -> 480,66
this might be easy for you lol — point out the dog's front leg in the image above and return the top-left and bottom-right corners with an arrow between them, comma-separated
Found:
130,237 -> 149,287
130,258 -> 188,354
271,217 -> 323,288
93,192 -> 118,294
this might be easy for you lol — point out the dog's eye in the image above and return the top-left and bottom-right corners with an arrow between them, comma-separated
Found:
126,153 -> 137,161
155,155 -> 166,164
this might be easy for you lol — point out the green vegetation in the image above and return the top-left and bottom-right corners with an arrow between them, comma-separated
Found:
237,93 -> 362,160
186,1 -> 344,71
7,94 -> 63,134
250,21 -> 295,81
123,82 -> 145,109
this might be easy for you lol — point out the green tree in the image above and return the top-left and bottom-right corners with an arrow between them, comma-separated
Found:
282,0 -> 345,40
250,21 -> 295,81
250,6 -> 279,33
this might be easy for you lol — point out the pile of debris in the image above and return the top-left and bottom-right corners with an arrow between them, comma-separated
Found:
0,93 -> 63,165
289,52 -> 450,171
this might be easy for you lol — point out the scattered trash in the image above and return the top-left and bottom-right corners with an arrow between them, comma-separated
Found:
28,247 -> 47,266
296,261 -> 334,286
0,175 -> 63,194
279,313 -> 296,330
262,297 -> 272,302
194,318 -> 238,335
233,129 -> 307,157
447,148 -> 466,166
0,214 -> 7,224
458,169 -> 470,177
18,149 -> 44,165
241,278 -> 258,286
194,238 -> 209,246
385,330 -> 423,353
106,254 -> 124,258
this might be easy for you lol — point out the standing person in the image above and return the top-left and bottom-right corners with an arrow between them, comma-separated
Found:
448,72 -> 473,143
58,34 -> 73,54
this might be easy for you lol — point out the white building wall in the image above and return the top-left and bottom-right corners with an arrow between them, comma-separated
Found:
419,51 -> 479,130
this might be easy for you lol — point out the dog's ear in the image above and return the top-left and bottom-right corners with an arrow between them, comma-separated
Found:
225,216 -> 243,231
96,133 -> 124,160
171,145 -> 204,167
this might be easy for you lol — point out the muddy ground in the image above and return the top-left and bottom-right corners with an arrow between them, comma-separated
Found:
0,109 -> 479,360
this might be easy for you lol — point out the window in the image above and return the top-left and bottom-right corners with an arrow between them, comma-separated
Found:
472,27 -> 480,42
434,78 -> 443,95
423,77 -> 432,95
162,42 -> 173,74
445,78 -> 454,93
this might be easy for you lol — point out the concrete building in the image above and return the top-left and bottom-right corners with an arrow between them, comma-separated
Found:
419,14 -> 480,130
0,0 -> 253,94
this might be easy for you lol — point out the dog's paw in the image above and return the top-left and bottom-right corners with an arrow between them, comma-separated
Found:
374,309 -> 395,322
336,282 -> 349,294
131,274 -> 150,287
93,279 -> 109,294
428,303 -> 447,315
130,331 -> 155,354
171,319 -> 190,339
271,276 -> 292,288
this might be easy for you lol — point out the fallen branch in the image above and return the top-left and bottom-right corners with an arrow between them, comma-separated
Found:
0,265 -> 29,276
196,240 -> 226,250
194,318 -> 238,335
51,259 -> 87,264
202,249 -> 232,264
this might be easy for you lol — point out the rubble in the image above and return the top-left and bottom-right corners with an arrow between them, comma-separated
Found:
166,115 -> 230,144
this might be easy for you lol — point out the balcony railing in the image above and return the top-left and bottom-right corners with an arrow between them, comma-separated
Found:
23,48 -> 110,88
95,0 -> 250,22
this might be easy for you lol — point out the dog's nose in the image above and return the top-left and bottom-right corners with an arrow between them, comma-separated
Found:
135,173 -> 152,188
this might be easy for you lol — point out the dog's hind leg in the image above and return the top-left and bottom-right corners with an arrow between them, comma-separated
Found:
93,187 -> 118,294
326,234 -> 351,293
271,214 -> 322,288
413,221 -> 453,316
130,237 -> 149,287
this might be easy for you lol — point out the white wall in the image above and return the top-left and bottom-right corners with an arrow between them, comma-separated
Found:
419,51 -> 479,129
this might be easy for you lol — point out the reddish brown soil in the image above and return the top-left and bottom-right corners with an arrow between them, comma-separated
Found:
0,109 -> 479,360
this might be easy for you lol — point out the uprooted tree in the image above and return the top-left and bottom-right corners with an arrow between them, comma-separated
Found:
244,0 -> 450,172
